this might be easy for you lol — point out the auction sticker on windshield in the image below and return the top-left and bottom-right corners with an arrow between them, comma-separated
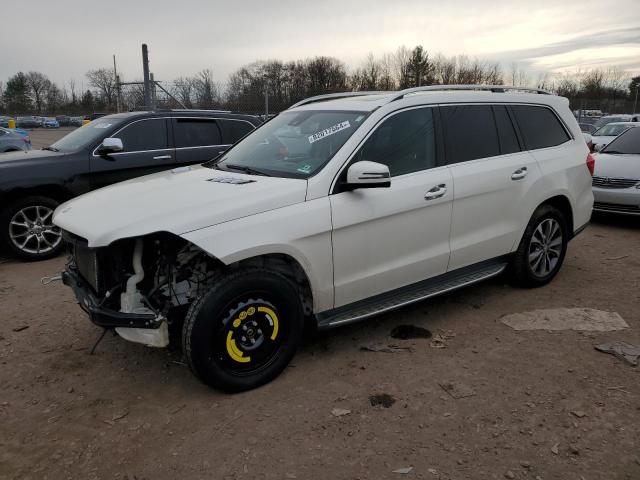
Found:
308,121 -> 351,144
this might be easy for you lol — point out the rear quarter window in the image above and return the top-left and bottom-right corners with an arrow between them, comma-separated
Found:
511,105 -> 570,150
218,119 -> 255,144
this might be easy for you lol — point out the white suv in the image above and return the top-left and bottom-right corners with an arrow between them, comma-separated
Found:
53,86 -> 594,392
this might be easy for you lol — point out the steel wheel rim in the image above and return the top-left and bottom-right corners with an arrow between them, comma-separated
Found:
9,205 -> 61,255
528,218 -> 562,277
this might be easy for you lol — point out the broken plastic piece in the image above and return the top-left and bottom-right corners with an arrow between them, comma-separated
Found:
595,341 -> 640,366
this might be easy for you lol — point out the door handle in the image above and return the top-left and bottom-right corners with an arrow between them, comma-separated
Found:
153,155 -> 172,160
511,167 -> 528,180
425,184 -> 447,200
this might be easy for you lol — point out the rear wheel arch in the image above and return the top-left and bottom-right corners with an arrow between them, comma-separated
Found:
539,195 -> 573,235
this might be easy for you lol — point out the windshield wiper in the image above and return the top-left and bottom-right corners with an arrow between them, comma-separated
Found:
222,164 -> 270,176
42,146 -> 60,152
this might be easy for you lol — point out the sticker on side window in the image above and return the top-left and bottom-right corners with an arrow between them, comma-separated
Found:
92,123 -> 112,129
308,121 -> 351,144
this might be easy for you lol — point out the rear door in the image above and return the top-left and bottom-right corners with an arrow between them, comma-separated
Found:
173,117 -> 229,166
89,117 -> 174,189
444,104 -> 542,270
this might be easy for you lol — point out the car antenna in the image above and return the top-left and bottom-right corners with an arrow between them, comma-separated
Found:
90,328 -> 109,355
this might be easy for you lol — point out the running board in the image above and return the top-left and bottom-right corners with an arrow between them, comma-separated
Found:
316,258 -> 508,329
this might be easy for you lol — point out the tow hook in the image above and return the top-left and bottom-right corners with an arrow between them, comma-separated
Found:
41,274 -> 63,286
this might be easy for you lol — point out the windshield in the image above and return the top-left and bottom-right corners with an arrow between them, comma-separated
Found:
602,127 -> 640,154
594,116 -> 629,129
593,123 -> 631,137
210,110 -> 369,178
49,118 -> 120,152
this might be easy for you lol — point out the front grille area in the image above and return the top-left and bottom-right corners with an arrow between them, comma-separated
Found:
74,245 -> 100,293
592,176 -> 640,189
594,202 -> 640,214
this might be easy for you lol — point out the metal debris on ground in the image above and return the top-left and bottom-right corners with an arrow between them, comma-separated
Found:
369,393 -> 395,408
439,381 -> 476,399
430,330 -> 456,348
389,324 -> 432,340
360,343 -> 414,353
392,467 -> 413,474
331,408 -> 351,417
501,308 -> 628,332
595,341 -> 640,366
12,325 -> 29,332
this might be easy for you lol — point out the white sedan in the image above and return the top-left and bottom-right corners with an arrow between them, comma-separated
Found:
592,126 -> 640,215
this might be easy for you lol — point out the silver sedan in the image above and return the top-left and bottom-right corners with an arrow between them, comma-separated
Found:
592,127 -> 640,215
0,127 -> 32,152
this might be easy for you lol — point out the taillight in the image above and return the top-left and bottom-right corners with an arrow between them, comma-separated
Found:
586,153 -> 595,176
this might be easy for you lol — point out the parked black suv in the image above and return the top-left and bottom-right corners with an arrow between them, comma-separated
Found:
0,110 -> 262,261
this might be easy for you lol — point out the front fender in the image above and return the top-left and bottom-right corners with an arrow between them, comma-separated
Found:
181,197 -> 334,313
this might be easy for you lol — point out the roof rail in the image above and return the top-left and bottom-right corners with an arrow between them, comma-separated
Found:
289,91 -> 390,109
388,84 -> 551,102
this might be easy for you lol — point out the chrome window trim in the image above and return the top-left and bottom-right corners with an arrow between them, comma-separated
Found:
91,117 -> 169,157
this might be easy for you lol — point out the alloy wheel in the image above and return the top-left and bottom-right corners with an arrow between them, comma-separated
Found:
9,205 -> 62,255
528,218 -> 563,277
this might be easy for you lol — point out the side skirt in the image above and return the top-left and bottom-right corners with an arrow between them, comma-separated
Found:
316,256 -> 509,330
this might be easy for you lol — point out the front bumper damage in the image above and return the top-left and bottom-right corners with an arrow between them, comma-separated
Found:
62,266 -> 169,347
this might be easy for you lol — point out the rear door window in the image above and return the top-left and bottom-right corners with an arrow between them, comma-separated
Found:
441,105 -> 500,164
511,105 -> 570,150
117,118 -> 168,152
218,119 -> 254,144
354,107 -> 437,177
493,106 -> 521,155
174,119 -> 222,148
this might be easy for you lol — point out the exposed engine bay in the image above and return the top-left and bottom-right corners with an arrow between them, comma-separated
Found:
62,231 -> 223,348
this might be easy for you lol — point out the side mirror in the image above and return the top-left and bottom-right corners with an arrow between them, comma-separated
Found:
345,161 -> 391,190
98,137 -> 123,154
594,143 -> 604,152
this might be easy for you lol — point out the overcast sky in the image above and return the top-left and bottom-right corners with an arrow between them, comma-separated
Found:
2,0 -> 639,88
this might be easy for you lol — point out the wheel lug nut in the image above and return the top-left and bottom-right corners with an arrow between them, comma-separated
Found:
250,338 -> 256,344
241,336 -> 246,342
257,329 -> 262,335
242,325 -> 247,331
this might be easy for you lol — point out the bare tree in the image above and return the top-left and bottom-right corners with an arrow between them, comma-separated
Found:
193,69 -> 221,108
86,68 -> 117,109
25,71 -> 52,113
172,77 -> 195,108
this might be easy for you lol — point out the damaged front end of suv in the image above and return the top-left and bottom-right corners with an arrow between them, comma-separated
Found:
61,231 -> 222,348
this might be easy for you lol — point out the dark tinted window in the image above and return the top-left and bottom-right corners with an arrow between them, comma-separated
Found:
602,127 -> 640,154
441,105 -> 500,164
511,105 -> 570,150
219,119 -> 254,144
118,119 -> 168,152
174,119 -> 221,147
493,106 -> 521,154
355,107 -> 436,176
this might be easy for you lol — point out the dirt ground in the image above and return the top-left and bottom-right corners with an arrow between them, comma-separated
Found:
1,129 -> 639,480
22,127 -> 77,150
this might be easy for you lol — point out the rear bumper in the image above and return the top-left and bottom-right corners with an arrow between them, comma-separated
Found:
62,268 -> 162,330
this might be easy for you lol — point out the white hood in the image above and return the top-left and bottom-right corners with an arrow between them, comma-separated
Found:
53,166 -> 308,247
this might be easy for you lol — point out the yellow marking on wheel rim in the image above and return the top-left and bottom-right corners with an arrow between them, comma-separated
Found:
226,331 -> 250,363
232,318 -> 241,328
258,306 -> 279,340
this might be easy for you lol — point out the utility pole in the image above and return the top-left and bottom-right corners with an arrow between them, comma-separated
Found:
142,44 -> 152,110
634,82 -> 639,114
113,54 -> 120,113
264,86 -> 269,117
